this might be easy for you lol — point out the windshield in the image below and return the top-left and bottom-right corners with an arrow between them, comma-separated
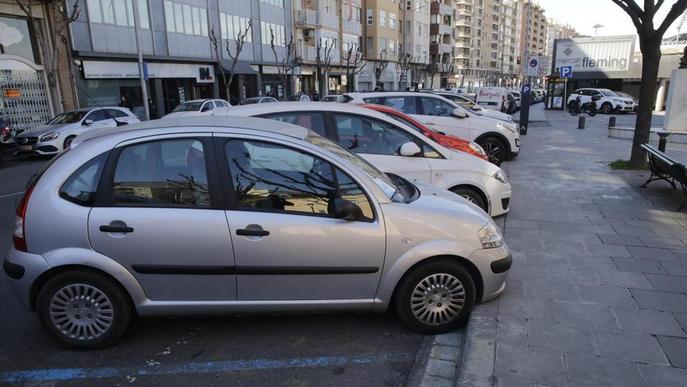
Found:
600,89 -> 618,97
240,98 -> 260,105
304,134 -> 403,201
173,101 -> 204,112
47,111 -> 87,124
382,111 -> 439,135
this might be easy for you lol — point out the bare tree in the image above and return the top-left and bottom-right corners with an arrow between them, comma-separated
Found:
425,62 -> 439,89
315,39 -> 336,96
15,0 -> 80,112
398,53 -> 415,90
343,45 -> 366,92
439,56 -> 454,88
611,0 -> 687,167
373,49 -> 390,90
209,19 -> 251,103
269,27 -> 298,99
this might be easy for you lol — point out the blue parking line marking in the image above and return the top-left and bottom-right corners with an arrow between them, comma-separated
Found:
1,352 -> 414,383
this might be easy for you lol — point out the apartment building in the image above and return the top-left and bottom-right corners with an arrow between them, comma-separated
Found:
401,0 -> 430,88
429,0 -> 453,87
357,0 -> 401,90
515,0 -> 547,76
546,20 -> 578,56
499,0 -> 518,86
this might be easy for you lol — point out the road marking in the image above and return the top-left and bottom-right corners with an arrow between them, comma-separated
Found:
0,352 -> 413,383
0,191 -> 23,200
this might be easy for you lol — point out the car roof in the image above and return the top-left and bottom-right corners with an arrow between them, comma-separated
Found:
217,101 -> 401,122
75,116 -> 310,145
69,107 -> 125,112
345,91 -> 442,98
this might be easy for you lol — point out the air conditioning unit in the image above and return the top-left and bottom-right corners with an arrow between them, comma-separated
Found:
303,29 -> 314,41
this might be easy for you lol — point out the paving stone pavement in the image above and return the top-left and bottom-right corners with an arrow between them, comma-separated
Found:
455,109 -> 687,387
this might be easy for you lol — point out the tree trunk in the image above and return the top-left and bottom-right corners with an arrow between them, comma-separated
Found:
630,35 -> 661,167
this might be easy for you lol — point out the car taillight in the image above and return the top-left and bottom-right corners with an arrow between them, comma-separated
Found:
1,126 -> 10,141
13,185 -> 34,252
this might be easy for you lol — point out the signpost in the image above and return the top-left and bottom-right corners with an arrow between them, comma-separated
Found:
519,83 -> 531,135
559,65 -> 573,112
527,57 -> 540,77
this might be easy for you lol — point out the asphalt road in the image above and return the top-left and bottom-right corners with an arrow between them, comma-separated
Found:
0,155 -> 424,386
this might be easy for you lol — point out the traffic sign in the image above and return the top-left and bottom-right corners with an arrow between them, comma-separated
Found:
560,65 -> 573,78
527,57 -> 539,76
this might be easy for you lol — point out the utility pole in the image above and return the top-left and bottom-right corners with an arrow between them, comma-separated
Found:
592,23 -> 604,37
518,0 -> 533,135
133,0 -> 150,120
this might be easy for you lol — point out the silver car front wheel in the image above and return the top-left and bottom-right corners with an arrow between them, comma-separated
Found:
411,273 -> 466,326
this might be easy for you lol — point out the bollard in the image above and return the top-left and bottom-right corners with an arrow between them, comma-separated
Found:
657,131 -> 670,152
578,116 -> 586,129
608,116 -> 616,129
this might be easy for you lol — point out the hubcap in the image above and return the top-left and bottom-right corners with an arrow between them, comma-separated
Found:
483,141 -> 502,163
411,273 -> 465,326
49,284 -> 114,340
461,194 -> 476,203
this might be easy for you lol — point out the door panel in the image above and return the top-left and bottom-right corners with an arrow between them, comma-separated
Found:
220,137 -> 385,301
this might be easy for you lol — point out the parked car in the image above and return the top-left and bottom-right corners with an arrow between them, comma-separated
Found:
5,115 -> 512,349
508,91 -> 522,109
615,91 -> 638,112
164,99 -> 231,118
567,88 -> 634,114
344,92 -> 520,165
320,94 -> 347,103
240,96 -> 278,105
359,103 -> 489,162
0,116 -> 17,163
430,91 -> 513,122
14,107 -> 140,156
286,94 -> 311,102
219,102 -> 512,216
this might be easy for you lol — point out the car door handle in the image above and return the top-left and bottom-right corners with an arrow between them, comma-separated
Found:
99,222 -> 134,233
236,225 -> 270,237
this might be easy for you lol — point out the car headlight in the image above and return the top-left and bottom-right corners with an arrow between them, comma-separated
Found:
493,169 -> 508,184
468,141 -> 487,157
479,222 -> 503,249
613,98 -> 622,103
496,121 -> 518,134
39,132 -> 59,142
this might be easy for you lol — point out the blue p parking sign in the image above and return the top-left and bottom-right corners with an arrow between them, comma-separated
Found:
560,66 -> 573,78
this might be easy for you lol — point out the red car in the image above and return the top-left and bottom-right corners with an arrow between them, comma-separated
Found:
359,103 -> 489,161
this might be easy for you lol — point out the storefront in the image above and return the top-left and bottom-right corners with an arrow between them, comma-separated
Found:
77,60 -> 217,119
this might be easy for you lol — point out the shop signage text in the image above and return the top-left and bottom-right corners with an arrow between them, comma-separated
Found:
554,36 -> 634,76
83,61 -> 215,83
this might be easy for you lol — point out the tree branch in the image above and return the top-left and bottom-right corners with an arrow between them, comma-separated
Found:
610,0 -> 644,30
658,0 -> 687,34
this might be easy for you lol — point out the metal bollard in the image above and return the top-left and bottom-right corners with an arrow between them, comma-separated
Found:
578,116 -> 585,129
608,116 -> 616,129
657,131 -> 670,152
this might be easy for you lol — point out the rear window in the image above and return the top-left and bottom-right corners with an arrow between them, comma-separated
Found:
59,152 -> 109,206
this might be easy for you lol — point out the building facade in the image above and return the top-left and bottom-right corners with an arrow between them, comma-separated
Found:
515,0 -> 546,77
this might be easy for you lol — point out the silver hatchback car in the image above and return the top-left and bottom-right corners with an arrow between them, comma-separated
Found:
4,116 -> 511,349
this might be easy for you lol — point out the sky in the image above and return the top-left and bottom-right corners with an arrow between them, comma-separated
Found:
538,0 -> 686,39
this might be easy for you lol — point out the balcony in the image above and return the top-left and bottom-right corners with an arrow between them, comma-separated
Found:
430,2 -> 454,16
431,23 -> 453,35
455,0 -> 472,5
430,42 -> 453,55
342,18 -> 362,35
454,49 -> 470,59
296,45 -> 318,62
295,9 -> 339,30
455,16 -> 471,27
454,39 -> 470,48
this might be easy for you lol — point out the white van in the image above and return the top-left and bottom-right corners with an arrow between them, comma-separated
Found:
475,87 -> 509,112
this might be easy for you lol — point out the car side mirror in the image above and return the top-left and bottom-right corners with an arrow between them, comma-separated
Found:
333,198 -> 363,221
82,119 -> 93,126
452,108 -> 468,118
399,142 -> 422,157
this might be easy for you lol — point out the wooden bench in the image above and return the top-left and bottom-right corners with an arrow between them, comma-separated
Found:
640,143 -> 687,210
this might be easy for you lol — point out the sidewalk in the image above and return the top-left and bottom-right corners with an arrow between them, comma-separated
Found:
455,115 -> 687,386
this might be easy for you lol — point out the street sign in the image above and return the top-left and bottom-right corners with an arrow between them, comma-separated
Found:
560,65 -> 573,78
527,57 -> 539,76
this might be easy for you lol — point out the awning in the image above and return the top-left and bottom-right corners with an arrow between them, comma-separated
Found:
220,60 -> 256,75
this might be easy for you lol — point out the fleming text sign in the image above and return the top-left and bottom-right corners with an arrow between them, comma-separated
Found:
554,35 -> 635,76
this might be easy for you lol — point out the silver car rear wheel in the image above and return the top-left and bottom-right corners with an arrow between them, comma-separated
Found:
411,273 -> 466,326
49,283 -> 114,341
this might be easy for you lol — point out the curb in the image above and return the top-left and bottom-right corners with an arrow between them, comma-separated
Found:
408,331 -> 465,387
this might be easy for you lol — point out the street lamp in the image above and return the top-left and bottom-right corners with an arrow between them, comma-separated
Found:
593,23 -> 604,36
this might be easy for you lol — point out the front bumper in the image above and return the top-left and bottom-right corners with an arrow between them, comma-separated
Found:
16,137 -> 61,155
486,178 -> 512,217
469,244 -> 512,302
615,104 -> 634,112
4,248 -> 51,310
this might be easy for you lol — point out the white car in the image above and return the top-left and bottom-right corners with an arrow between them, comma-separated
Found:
431,91 -> 513,122
508,91 -> 521,109
217,102 -> 512,216
567,88 -> 634,114
15,107 -> 140,155
163,99 -> 230,118
344,92 -> 520,165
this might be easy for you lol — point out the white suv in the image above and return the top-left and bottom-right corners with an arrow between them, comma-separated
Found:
344,92 -> 520,165
567,88 -> 634,114
219,102 -> 512,216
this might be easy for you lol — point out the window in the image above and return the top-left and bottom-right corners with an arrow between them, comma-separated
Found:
379,10 -> 386,27
113,139 -> 210,207
114,0 -> 127,26
164,1 -> 175,32
366,37 -> 373,55
225,140 -> 373,220
192,7 -> 201,35
86,109 -> 109,122
60,153 -> 108,206
333,114 -> 418,157
419,97 -> 454,116
389,13 -> 396,29
200,9 -> 208,36
106,109 -> 129,118
183,5 -> 193,34
136,0 -> 149,29
381,96 -> 417,114
260,112 -> 326,136
101,0 -> 115,23
366,8 -> 373,24
87,0 -> 102,22
174,3 -> 183,32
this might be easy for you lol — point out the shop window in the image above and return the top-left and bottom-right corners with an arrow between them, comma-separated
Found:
0,16 -> 36,62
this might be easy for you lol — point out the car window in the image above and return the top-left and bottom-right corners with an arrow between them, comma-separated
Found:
333,114 -> 419,156
86,109 -> 109,122
260,112 -> 326,136
362,97 -> 384,104
382,96 -> 417,114
419,97 -> 454,116
60,152 -> 109,206
106,109 -> 128,118
224,139 -> 373,220
112,139 -> 210,207
451,96 -> 476,110
47,111 -> 88,124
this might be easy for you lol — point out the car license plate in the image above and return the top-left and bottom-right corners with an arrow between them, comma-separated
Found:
19,145 -> 32,151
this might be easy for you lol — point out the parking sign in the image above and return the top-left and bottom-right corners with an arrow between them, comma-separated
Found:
560,65 -> 573,78
527,57 -> 539,76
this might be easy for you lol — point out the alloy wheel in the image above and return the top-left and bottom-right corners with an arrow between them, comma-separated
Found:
49,283 -> 114,341
410,273 -> 466,326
